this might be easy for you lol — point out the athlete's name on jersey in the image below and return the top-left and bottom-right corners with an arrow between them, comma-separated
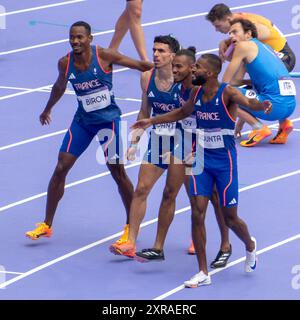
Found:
74,79 -> 101,91
85,93 -> 108,106
196,111 -> 220,121
203,135 -> 222,143
153,102 -> 176,112
155,122 -> 175,129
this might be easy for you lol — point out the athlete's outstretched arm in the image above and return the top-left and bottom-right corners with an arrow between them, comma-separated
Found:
226,85 -> 272,112
131,86 -> 197,130
40,57 -> 68,125
100,47 -> 153,72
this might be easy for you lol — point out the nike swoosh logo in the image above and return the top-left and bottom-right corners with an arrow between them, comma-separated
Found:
250,260 -> 257,270
245,134 -> 258,145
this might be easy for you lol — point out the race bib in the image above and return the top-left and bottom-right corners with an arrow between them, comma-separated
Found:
245,89 -> 257,99
78,87 -> 111,112
198,128 -> 225,149
278,80 -> 296,96
154,122 -> 176,136
180,116 -> 197,130
275,51 -> 285,59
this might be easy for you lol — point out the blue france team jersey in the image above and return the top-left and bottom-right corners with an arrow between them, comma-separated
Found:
194,83 -> 236,155
146,69 -> 181,121
66,45 -> 121,125
246,39 -> 290,97
177,83 -> 192,107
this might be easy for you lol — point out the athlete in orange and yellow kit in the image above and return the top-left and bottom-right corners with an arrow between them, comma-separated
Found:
206,3 -> 296,72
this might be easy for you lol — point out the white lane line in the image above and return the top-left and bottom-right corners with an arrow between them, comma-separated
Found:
0,86 -> 50,92
1,29 -> 299,102
0,85 -> 52,101
1,151 -> 299,214
0,0 -> 86,17
0,111 -> 299,153
0,130 -> 68,151
1,28 -> 299,101
0,168 -> 299,290
0,109 -> 140,152
154,234 -> 300,300
0,85 -> 143,102
0,64 -> 141,100
0,0 -> 287,56
0,162 -> 141,212
285,31 -> 300,38
0,270 -> 24,275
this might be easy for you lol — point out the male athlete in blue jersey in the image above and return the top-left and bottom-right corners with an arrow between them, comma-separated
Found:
172,47 -> 232,267
26,21 -> 153,240
132,47 -> 232,268
109,35 -> 185,259
223,19 -> 296,147
132,54 -> 272,287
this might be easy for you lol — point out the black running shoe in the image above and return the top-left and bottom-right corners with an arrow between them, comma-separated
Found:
210,245 -> 232,269
135,248 -> 165,263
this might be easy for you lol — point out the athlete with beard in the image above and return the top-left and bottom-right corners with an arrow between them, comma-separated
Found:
132,53 -> 272,286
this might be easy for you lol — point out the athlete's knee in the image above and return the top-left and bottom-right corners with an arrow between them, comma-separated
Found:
224,212 -> 237,228
53,159 -> 73,178
128,4 -> 142,20
162,186 -> 178,203
210,189 -> 220,209
134,182 -> 152,200
108,164 -> 129,184
191,201 -> 206,225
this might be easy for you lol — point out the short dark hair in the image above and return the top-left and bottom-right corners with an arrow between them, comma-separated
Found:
70,21 -> 92,35
230,19 -> 258,38
206,3 -> 232,22
154,35 -> 180,53
176,46 -> 197,63
201,54 -> 222,74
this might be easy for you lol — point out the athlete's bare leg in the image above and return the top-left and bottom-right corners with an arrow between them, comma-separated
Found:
127,162 -> 165,244
44,152 -> 77,226
109,0 -> 148,61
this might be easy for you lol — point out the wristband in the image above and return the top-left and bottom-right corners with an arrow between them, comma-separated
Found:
130,142 -> 138,149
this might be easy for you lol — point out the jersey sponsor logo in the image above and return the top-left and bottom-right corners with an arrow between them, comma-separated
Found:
195,99 -> 201,106
148,91 -> 155,97
68,73 -> 76,80
228,198 -> 237,205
